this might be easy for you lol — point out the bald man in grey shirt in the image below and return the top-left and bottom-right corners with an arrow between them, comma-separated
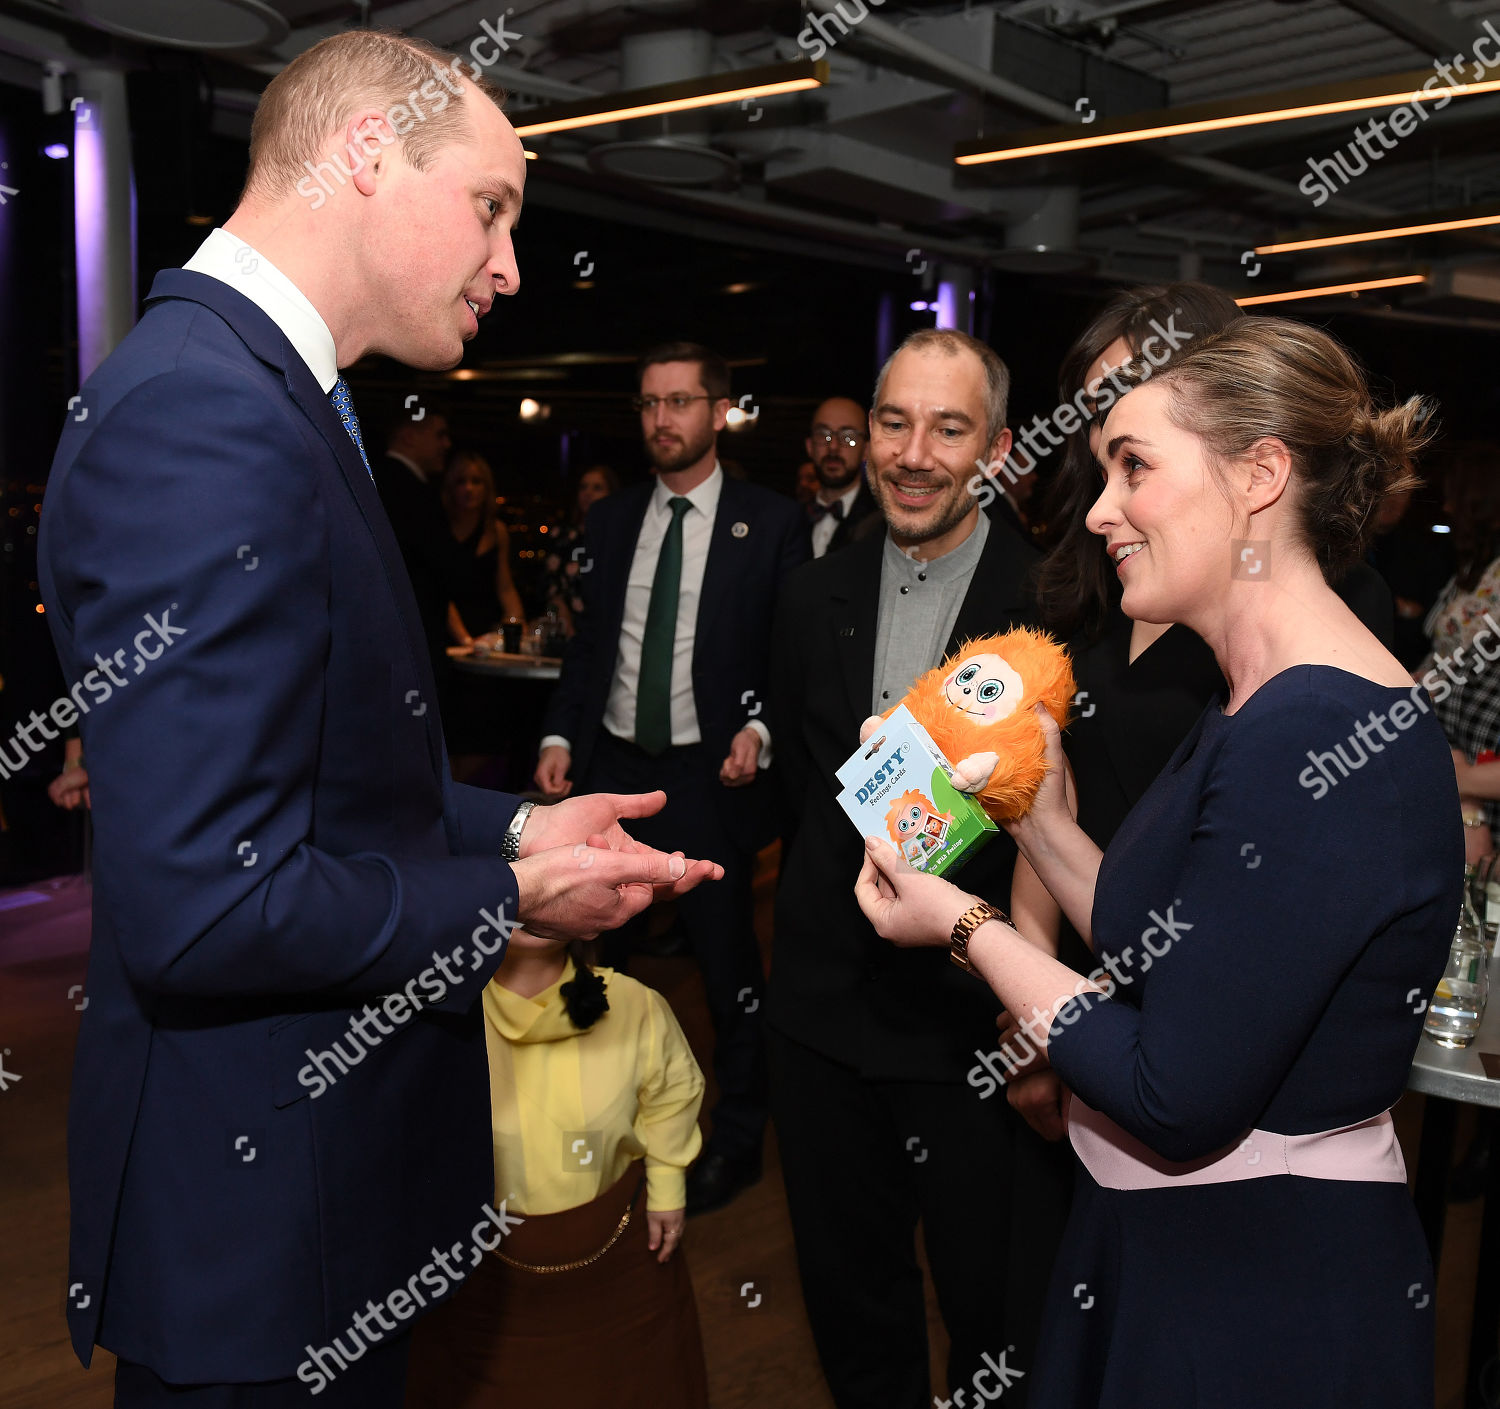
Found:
766,330 -> 1069,1409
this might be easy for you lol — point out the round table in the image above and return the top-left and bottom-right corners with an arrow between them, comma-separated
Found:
448,649 -> 562,683
1408,954 -> 1500,1407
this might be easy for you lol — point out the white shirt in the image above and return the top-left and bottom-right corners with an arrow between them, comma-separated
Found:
541,463 -> 770,762
183,228 -> 339,394
810,480 -> 864,559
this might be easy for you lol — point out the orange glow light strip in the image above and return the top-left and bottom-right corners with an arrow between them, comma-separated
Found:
514,76 -> 822,137
1235,274 -> 1427,306
1256,211 -> 1500,254
955,75 -> 1500,165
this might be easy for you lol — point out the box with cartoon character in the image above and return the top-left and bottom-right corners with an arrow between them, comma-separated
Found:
834,704 -> 998,878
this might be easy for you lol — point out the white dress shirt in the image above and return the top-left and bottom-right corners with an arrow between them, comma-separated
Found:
810,480 -> 864,559
184,228 -> 339,394
541,463 -> 770,762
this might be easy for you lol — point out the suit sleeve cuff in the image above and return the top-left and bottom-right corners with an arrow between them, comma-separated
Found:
745,718 -> 772,770
539,734 -> 571,754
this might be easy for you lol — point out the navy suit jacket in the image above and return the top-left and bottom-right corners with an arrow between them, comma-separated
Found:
38,270 -> 523,1382
541,474 -> 809,849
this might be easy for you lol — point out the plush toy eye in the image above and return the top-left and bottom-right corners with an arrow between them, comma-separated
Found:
955,664 -> 979,685
978,680 -> 1003,703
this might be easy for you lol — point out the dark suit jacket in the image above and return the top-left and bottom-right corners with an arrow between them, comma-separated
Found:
373,452 -> 450,662
38,270 -> 522,1382
542,473 -> 809,850
818,480 -> 883,557
766,519 -> 1042,1081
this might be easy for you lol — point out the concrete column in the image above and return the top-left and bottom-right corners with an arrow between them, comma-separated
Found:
73,67 -> 136,381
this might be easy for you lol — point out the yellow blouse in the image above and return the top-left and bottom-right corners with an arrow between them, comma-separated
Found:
481,961 -> 704,1215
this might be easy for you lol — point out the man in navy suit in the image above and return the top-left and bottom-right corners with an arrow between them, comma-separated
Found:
536,343 -> 809,1212
38,30 -> 717,1408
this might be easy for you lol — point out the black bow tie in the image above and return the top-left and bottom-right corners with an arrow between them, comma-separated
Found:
811,498 -> 846,522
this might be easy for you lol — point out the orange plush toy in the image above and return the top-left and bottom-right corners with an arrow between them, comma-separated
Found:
859,628 -> 1075,822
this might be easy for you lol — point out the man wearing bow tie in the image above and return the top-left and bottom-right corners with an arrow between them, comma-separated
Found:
806,396 -> 881,558
537,343 -> 809,1212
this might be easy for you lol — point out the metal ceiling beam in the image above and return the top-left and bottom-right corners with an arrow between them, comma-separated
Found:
1336,0 -> 1478,57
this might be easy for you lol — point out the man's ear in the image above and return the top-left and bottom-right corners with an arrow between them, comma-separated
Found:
343,108 -> 398,197
711,397 -> 731,433
980,428 -> 1014,480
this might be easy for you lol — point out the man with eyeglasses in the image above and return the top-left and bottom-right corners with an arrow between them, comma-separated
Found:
537,341 -> 809,1213
806,396 -> 881,558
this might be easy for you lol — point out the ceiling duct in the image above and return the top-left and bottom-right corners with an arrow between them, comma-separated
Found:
994,187 -> 1094,274
586,29 -> 739,188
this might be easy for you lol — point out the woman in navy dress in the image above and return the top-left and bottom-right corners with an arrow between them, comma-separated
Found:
854,316 -> 1461,1406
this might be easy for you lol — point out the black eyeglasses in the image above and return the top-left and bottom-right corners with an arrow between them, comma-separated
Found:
811,428 -> 865,449
632,394 -> 714,413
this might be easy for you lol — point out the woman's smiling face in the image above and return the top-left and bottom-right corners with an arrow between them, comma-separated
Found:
1085,379 -> 1239,625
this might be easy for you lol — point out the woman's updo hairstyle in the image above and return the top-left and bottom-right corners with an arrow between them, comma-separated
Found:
1122,316 -> 1433,579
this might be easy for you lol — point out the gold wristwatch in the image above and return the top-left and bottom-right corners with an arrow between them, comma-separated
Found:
949,900 -> 1009,974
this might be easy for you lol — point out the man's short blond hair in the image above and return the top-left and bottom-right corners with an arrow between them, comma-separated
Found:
244,29 -> 507,202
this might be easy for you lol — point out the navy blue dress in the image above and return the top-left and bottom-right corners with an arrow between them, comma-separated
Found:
1037,666 -> 1462,1407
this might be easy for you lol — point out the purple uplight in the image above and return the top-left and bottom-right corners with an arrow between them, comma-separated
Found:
935,281 -> 958,330
44,142 -> 70,160
909,300 -> 932,312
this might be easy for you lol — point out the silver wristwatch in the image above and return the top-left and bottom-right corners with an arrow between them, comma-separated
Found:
500,800 -> 536,862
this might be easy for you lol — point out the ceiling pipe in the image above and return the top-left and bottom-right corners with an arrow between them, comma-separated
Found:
802,0 -> 1399,221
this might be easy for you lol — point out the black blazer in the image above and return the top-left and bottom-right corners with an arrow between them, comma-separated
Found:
766,519 -> 1042,1081
542,473 -> 810,845
372,453 -> 449,658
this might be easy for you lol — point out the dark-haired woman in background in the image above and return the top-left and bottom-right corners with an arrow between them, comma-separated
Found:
856,316 -> 1459,1406
539,463 -> 619,636
1005,284 -> 1397,1138
404,927 -> 709,1408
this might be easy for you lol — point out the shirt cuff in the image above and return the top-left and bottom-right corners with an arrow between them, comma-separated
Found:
645,1162 -> 687,1212
745,718 -> 772,770
539,734 -> 571,754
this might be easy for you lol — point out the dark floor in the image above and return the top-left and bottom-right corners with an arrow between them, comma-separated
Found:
0,859 -> 1488,1408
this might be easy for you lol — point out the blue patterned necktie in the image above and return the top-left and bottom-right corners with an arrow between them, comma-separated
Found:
329,377 -> 373,481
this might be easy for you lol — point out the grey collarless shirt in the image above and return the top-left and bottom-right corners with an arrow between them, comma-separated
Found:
871,512 -> 990,714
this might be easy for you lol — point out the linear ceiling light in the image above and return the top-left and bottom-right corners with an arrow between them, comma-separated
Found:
1255,203 -> 1500,254
955,66 -> 1500,166
1235,273 -> 1428,307
513,57 -> 827,138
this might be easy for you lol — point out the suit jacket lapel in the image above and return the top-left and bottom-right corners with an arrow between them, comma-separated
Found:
146,271 -> 446,779
694,476 -> 742,640
831,534 -> 884,726
944,518 -> 1035,655
605,484 -> 653,649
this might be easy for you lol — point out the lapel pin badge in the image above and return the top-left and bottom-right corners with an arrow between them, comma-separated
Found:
731,521 -> 749,538
839,626 -> 855,637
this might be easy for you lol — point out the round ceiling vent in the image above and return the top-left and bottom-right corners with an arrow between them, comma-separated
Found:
59,0 -> 289,50
587,138 -> 740,188
989,246 -> 1098,275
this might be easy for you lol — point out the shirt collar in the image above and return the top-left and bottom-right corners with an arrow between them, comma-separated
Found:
183,228 -> 340,394
882,509 -> 990,586
652,461 -> 723,519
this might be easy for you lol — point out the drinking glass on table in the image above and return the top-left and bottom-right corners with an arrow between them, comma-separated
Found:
1425,874 -> 1490,1048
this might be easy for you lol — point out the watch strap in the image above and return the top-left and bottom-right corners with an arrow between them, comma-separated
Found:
501,800 -> 535,863
949,899 -> 1009,973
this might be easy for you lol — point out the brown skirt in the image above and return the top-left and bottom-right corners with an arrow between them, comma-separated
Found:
403,1162 -> 709,1409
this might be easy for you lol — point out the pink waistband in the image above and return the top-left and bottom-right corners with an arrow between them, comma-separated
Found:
1067,1095 -> 1407,1191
